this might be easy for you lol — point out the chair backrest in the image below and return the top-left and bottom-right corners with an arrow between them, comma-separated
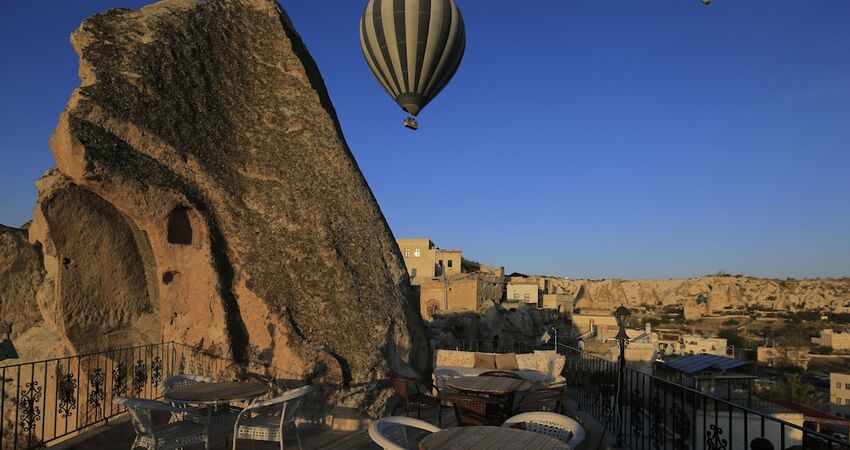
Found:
502,412 -> 586,447
368,416 -> 441,450
159,374 -> 214,391
248,384 -> 313,424
479,370 -> 522,379
447,393 -> 510,427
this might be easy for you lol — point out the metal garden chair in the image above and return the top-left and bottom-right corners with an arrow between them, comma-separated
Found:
231,384 -> 313,450
113,396 -> 207,450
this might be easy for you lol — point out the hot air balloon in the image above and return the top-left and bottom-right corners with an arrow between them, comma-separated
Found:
360,0 -> 466,130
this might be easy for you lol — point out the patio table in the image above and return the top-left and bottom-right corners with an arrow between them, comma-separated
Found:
164,381 -> 269,450
446,376 -> 532,396
419,426 -> 570,450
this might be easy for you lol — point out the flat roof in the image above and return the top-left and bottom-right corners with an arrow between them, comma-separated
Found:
659,354 -> 749,374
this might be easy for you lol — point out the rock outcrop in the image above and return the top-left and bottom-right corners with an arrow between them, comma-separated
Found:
546,276 -> 850,313
19,0 -> 428,417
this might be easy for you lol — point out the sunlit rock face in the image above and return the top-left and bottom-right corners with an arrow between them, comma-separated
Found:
25,0 -> 428,416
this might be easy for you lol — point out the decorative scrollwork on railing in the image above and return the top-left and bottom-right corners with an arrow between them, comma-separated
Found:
151,356 -> 163,387
650,393 -> 666,450
58,372 -> 78,418
88,368 -> 106,411
671,405 -> 691,450
112,362 -> 127,396
133,359 -> 147,395
630,388 -> 644,436
706,424 -> 728,450
19,381 -> 43,432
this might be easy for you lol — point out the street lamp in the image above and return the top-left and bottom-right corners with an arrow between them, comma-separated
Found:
612,305 -> 631,446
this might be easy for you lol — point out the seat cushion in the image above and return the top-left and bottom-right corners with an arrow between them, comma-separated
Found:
473,353 -> 497,369
495,352 -> 519,370
435,349 -> 476,368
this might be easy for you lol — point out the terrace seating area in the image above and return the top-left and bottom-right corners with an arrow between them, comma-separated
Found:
6,340 -> 850,450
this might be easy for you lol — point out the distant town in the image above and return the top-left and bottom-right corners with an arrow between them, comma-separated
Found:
398,237 -> 850,439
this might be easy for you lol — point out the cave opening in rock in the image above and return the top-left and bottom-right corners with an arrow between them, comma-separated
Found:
167,207 -> 193,245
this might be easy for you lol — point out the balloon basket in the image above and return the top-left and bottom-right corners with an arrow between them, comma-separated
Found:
403,117 -> 419,131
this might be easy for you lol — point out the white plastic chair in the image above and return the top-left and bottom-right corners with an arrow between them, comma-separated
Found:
502,411 -> 586,448
113,396 -> 206,450
368,416 -> 442,450
232,384 -> 313,450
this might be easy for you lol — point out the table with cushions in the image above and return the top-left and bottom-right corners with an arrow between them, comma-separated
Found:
419,426 -> 570,450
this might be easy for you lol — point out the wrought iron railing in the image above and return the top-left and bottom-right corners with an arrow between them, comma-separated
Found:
558,343 -> 850,450
0,341 -> 233,449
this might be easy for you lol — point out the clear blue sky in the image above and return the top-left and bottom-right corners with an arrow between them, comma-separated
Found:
1,1 -> 848,279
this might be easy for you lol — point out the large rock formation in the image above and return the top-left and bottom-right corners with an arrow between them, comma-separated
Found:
546,276 -> 850,313
21,0 -> 428,417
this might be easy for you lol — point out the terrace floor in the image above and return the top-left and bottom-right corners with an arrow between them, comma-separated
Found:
55,408 -> 450,450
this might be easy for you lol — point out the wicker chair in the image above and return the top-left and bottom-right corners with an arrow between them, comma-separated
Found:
390,373 -> 444,426
478,371 -> 522,379
368,416 -> 441,450
515,387 -> 570,414
502,412 -> 586,448
231,384 -> 313,450
447,393 -> 513,426
113,397 -> 206,450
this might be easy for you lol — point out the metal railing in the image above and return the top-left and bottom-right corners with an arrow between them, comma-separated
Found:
558,343 -> 850,450
0,341 -> 233,449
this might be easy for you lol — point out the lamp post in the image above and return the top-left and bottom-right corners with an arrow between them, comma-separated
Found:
613,305 -> 631,446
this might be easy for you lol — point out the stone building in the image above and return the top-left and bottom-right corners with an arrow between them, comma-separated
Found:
507,279 -> 540,306
831,372 -> 850,418
757,346 -> 810,369
542,293 -> 573,313
396,238 -> 461,285
419,272 -> 504,319
813,329 -> 850,350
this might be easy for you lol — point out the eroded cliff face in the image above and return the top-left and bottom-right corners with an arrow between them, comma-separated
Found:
550,277 -> 850,312
15,0 -> 428,416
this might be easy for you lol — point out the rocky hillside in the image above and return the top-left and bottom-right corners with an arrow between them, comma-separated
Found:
1,0 -> 429,418
546,276 -> 850,312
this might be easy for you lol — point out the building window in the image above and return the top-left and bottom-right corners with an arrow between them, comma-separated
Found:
404,248 -> 410,257
448,260 -> 453,268
438,260 -> 443,267
846,399 -> 850,406
524,293 -> 530,300
838,397 -> 843,404
414,248 -> 421,258
838,382 -> 843,389
411,268 -> 417,278
513,292 -> 519,300
845,383 -> 850,390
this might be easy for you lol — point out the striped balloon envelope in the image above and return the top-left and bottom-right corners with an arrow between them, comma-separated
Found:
359,0 -> 466,129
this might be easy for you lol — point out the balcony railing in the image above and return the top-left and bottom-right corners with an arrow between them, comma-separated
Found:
0,341 -> 233,449
558,343 -> 850,450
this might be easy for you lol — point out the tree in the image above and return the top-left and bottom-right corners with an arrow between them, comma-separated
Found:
760,373 -> 825,407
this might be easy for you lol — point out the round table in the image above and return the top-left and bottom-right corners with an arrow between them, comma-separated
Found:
164,381 -> 269,450
419,426 -> 570,450
446,376 -> 532,396
163,381 -> 269,405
